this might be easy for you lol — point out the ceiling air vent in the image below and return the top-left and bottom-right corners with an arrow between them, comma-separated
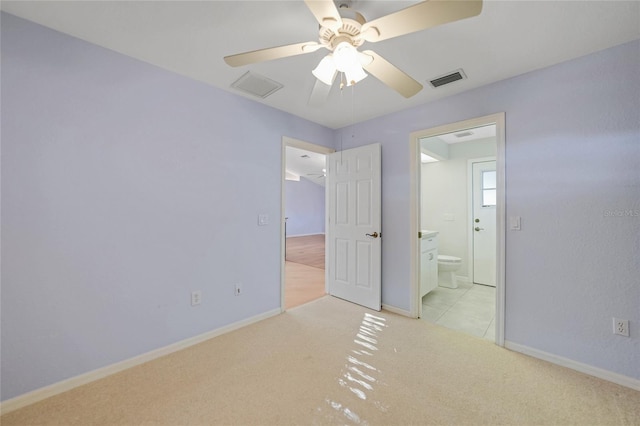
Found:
429,69 -> 467,88
231,71 -> 283,99
454,131 -> 474,138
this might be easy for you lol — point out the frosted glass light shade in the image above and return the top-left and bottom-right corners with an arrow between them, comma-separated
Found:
334,42 -> 367,86
312,55 -> 337,86
345,66 -> 368,86
333,42 -> 358,72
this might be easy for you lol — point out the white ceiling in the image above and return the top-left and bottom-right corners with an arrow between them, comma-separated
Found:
285,146 -> 327,186
436,123 -> 495,144
2,1 -> 639,129
420,123 -> 495,161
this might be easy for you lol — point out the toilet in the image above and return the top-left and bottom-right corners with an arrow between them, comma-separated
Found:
437,255 -> 462,289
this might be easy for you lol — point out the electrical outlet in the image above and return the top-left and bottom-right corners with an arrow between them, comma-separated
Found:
234,283 -> 242,296
191,290 -> 202,306
613,318 -> 629,337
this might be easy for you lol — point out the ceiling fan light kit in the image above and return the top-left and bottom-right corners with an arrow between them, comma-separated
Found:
224,0 -> 483,101
343,63 -> 368,87
332,41 -> 360,72
312,55 -> 338,85
313,39 -> 369,87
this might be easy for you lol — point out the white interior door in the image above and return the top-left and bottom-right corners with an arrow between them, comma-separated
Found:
472,160 -> 496,286
326,143 -> 381,310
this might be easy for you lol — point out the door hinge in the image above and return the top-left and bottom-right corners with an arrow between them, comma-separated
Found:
418,231 -> 422,239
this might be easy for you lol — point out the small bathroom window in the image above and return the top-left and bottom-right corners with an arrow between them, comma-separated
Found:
482,171 -> 497,207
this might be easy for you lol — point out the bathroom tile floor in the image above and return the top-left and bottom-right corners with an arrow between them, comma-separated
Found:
421,281 -> 496,341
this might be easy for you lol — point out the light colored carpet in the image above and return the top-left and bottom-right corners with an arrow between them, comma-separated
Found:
2,296 -> 639,425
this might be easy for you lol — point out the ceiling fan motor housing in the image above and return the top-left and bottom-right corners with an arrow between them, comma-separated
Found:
318,10 -> 366,51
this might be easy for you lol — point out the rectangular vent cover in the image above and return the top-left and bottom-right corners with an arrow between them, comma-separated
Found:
430,69 -> 467,88
455,131 -> 474,138
231,71 -> 283,98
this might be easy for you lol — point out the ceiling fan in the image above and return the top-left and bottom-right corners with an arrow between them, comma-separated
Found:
224,0 -> 483,102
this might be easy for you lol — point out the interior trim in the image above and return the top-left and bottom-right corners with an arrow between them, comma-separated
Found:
382,303 -> 413,317
0,308 -> 281,414
408,112 -> 506,347
505,341 -> 640,391
280,136 -> 335,313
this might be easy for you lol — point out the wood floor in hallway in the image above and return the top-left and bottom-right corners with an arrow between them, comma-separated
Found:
285,234 -> 325,309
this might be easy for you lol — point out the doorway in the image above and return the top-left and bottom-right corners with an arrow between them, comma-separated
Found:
471,159 -> 497,287
409,113 -> 506,345
281,137 -> 334,311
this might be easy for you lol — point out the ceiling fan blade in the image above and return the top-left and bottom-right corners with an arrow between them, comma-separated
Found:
224,42 -> 323,67
361,0 -> 483,43
304,0 -> 343,32
308,77 -> 334,107
361,50 -> 423,98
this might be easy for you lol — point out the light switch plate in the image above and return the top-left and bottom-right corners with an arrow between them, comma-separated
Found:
510,216 -> 521,231
258,214 -> 269,226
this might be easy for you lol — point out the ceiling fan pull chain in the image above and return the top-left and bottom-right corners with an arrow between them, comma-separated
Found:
351,84 -> 356,143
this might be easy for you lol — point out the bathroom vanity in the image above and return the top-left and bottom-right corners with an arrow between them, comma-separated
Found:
420,230 -> 439,297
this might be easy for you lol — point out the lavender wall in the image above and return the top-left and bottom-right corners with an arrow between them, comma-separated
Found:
336,40 -> 639,380
2,11 -> 639,402
285,179 -> 325,236
1,13 -> 334,401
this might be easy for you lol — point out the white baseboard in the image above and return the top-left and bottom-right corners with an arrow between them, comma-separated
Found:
286,232 -> 325,238
0,308 -> 281,414
382,303 -> 414,318
505,341 -> 640,391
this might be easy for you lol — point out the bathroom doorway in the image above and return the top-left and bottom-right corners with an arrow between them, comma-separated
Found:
409,113 -> 506,345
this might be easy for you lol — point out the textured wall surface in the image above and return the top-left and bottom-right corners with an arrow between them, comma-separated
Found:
285,179 -> 325,236
1,13 -> 334,401
335,39 -> 639,380
2,12 -> 638,402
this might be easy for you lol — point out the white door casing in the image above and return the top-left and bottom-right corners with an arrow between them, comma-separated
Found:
409,112 -> 505,346
326,143 -> 382,311
472,160 -> 497,287
280,136 -> 335,312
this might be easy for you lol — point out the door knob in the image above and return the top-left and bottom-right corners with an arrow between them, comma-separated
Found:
475,227 -> 485,231
366,232 -> 379,238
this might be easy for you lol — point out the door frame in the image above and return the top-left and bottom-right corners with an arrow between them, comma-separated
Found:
468,157 -> 497,286
280,136 -> 335,312
408,113 -> 506,346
